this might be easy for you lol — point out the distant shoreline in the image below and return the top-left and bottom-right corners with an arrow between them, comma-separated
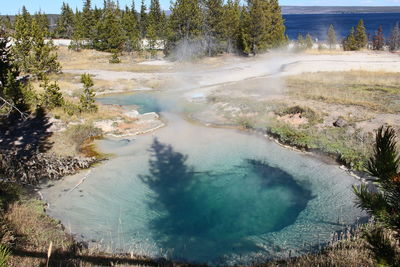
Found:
2,6 -> 400,17
281,6 -> 400,15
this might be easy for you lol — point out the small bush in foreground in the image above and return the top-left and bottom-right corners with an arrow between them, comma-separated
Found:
0,244 -> 10,267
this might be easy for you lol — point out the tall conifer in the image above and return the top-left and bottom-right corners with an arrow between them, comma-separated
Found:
327,24 -> 337,49
222,0 -> 241,53
55,2 -> 75,38
355,19 -> 368,49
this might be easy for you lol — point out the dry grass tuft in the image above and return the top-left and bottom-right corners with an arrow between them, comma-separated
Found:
285,71 -> 400,113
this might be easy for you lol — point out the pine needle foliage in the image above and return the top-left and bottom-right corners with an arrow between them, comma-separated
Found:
79,73 -> 97,113
353,126 -> 400,238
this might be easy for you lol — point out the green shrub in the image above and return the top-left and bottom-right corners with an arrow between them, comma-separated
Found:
236,116 -> 253,129
62,100 -> 80,116
40,78 -> 64,110
79,74 -> 98,112
109,51 -> 121,64
0,244 -> 10,267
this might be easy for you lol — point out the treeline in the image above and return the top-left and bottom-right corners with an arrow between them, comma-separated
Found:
1,0 -> 287,58
295,20 -> 400,52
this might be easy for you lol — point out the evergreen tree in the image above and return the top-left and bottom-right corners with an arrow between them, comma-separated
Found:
34,11 -> 49,37
203,0 -> 224,56
139,0 -> 148,38
94,0 -> 125,52
0,29 -> 26,111
373,25 -> 385,51
343,27 -> 359,51
149,0 -> 162,33
305,33 -> 313,49
79,73 -> 97,112
69,9 -> 85,51
327,24 -> 337,49
0,16 -> 13,32
29,19 -> 61,79
295,33 -> 306,50
240,0 -> 284,55
355,19 -> 368,49
243,0 -> 269,55
267,0 -> 286,47
158,11 -> 169,50
237,6 -> 251,55
122,5 -> 141,52
222,0 -> 241,53
55,2 -> 75,38
353,126 -> 400,239
146,22 -> 158,58
82,0 -> 95,45
12,6 -> 33,73
40,77 -> 64,109
168,0 -> 203,56
389,23 -> 400,52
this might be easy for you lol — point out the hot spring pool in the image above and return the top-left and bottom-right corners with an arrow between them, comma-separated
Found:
42,94 -> 364,265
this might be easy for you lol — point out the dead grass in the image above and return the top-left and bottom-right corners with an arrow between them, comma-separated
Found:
263,239 -> 374,267
57,46 -> 170,72
0,185 -> 163,267
5,197 -> 75,267
285,71 -> 400,113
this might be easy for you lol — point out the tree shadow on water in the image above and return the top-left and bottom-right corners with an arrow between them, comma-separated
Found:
139,139 -> 273,263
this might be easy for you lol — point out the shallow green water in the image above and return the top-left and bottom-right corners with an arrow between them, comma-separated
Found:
43,93 -> 364,265
97,92 -> 161,113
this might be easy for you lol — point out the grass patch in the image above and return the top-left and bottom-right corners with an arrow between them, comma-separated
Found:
267,120 -> 370,170
286,71 -> 400,113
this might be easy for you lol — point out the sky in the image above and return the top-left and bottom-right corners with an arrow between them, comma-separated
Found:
1,0 -> 400,15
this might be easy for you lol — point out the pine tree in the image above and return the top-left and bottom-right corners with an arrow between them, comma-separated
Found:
295,33 -> 306,50
353,126 -> 400,239
29,19 -> 61,79
79,73 -> 97,112
237,6 -> 251,55
327,24 -> 337,49
222,0 -> 241,53
343,27 -> 359,51
55,2 -> 75,38
139,0 -> 148,38
12,6 -> 33,73
305,33 -> 313,49
373,25 -> 385,51
122,5 -> 141,52
203,0 -> 224,56
94,0 -> 125,52
34,11 -> 49,37
0,29 -> 26,111
149,0 -> 162,34
0,16 -> 13,32
40,77 -> 64,109
168,0 -> 203,56
241,0 -> 285,55
355,19 -> 368,49
267,0 -> 286,47
69,9 -> 85,51
244,0 -> 269,55
146,22 -> 158,58
82,0 -> 95,46
389,23 -> 400,52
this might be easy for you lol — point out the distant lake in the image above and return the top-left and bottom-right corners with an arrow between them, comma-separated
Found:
284,13 -> 400,41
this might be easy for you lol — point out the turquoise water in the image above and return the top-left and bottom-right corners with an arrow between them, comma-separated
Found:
42,93 -> 364,265
97,93 -> 161,113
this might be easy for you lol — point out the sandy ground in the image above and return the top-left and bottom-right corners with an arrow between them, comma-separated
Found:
57,50 -> 400,139
63,51 -> 400,93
